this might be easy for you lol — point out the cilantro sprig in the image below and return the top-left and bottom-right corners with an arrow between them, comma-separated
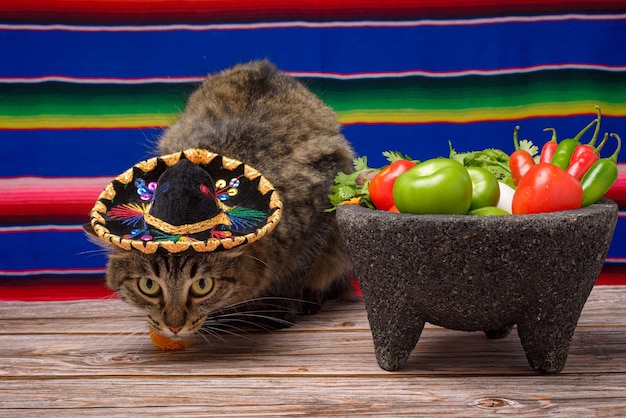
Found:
327,151 -> 416,211
449,140 -> 525,188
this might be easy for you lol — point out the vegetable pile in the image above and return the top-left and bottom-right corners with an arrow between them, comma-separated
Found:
329,107 -> 621,216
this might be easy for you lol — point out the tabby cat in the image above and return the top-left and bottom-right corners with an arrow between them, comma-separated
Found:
88,60 -> 355,340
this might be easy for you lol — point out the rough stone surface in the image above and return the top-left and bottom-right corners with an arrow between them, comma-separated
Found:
336,199 -> 618,373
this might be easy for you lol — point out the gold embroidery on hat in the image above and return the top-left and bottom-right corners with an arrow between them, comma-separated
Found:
99,183 -> 117,201
160,152 -> 182,167
135,157 -> 159,173
258,176 -> 274,194
244,165 -> 261,180
143,211 -> 232,235
184,149 -> 217,165
116,167 -> 135,185
222,156 -> 241,170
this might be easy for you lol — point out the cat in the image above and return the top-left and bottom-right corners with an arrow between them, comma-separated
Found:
86,60 -> 356,341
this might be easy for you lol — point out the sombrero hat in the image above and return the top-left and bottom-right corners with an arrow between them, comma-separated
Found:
88,148 -> 282,254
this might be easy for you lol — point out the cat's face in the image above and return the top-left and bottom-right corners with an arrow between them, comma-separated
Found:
105,247 -> 268,338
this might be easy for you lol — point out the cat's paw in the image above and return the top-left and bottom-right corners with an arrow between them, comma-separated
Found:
149,328 -> 191,351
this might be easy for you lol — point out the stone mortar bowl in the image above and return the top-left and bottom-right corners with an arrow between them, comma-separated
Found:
336,199 -> 618,373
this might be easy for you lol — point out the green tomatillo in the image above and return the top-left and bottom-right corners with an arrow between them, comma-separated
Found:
467,206 -> 510,216
392,158 -> 473,215
466,166 -> 500,211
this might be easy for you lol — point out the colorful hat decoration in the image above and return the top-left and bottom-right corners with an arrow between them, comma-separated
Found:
88,148 -> 282,254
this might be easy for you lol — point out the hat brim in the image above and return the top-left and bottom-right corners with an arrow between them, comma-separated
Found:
89,148 -> 282,254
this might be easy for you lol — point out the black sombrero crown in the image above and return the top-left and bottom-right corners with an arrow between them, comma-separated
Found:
88,148 -> 282,254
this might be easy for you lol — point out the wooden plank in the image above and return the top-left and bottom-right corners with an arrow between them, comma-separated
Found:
1,286 -> 626,416
1,326 -> 625,376
1,376 -> 626,416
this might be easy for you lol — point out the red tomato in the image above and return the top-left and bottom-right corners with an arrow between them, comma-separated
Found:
512,163 -> 583,214
368,160 -> 416,210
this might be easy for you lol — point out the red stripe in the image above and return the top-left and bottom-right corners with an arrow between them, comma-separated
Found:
604,164 -> 626,208
595,264 -> 626,285
0,177 -> 108,223
0,275 -> 115,301
0,167 -> 625,225
0,0 -> 625,24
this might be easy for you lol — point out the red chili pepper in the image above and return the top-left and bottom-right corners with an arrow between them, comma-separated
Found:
567,149 -> 599,181
540,127 -> 558,164
569,106 -> 603,165
566,132 -> 609,180
368,159 -> 416,211
509,126 -> 535,186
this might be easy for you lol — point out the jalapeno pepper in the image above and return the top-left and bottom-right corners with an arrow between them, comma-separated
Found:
550,117 -> 598,170
539,128 -> 558,164
580,133 -> 621,207
509,126 -> 535,186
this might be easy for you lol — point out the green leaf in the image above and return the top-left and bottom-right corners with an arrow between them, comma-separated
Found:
352,156 -> 369,171
382,150 -> 414,163
518,139 -> 539,157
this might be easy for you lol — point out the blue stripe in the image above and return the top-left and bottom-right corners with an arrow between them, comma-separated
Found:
2,18 -> 626,78
608,216 -> 626,261
0,129 -> 161,177
344,116 -> 626,168
1,115 -> 624,177
0,230 -> 107,271
0,212 -> 623,273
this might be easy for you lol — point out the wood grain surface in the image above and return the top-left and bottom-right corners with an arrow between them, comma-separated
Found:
1,287 -> 626,416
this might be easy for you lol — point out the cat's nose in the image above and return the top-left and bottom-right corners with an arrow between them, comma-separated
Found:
168,325 -> 183,334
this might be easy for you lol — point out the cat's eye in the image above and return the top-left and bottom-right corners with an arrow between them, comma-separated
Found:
138,278 -> 161,297
190,277 -> 214,297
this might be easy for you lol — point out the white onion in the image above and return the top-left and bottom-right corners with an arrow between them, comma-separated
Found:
496,181 -> 515,214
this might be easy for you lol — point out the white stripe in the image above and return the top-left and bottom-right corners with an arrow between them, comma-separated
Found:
0,268 -> 106,276
0,225 -> 85,233
2,63 -> 626,84
0,13 -> 624,32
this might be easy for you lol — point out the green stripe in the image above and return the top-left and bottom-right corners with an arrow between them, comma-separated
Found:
0,83 -> 196,117
1,70 -> 625,126
307,70 -> 626,112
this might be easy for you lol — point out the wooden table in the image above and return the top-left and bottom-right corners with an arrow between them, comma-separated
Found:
2,286 -> 626,416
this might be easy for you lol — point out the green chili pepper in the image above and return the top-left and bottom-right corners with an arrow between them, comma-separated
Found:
580,133 -> 621,207
550,117 -> 598,170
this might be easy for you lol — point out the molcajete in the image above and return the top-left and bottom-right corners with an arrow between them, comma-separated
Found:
336,199 -> 618,373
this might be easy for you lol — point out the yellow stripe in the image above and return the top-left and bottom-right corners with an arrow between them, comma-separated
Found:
0,114 -> 178,129
337,102 -> 626,124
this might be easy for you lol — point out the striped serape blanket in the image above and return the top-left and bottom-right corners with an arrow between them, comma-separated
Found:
1,0 -> 625,300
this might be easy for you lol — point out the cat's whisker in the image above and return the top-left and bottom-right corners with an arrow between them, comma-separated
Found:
75,248 -> 110,258
202,325 -> 257,342
241,254 -> 270,269
227,312 -> 297,328
91,325 -> 150,357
